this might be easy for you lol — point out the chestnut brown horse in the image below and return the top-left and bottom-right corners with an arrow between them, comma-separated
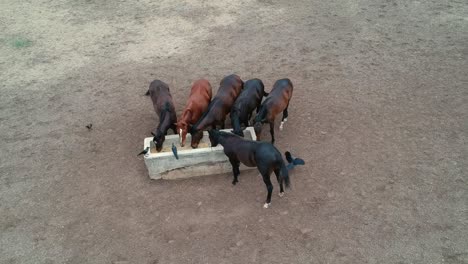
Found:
208,129 -> 294,208
189,74 -> 243,148
145,80 -> 177,152
253,78 -> 293,144
230,78 -> 268,137
176,79 -> 213,147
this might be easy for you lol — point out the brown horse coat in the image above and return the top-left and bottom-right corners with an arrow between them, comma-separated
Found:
189,74 -> 243,148
176,79 -> 212,147
253,78 -> 293,144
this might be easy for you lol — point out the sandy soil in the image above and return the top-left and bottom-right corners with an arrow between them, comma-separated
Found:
1,0 -> 467,263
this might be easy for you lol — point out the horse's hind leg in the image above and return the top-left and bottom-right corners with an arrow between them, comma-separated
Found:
261,171 -> 274,208
229,157 -> 240,185
171,124 -> 177,134
279,104 -> 289,131
274,168 -> 285,197
269,122 -> 275,144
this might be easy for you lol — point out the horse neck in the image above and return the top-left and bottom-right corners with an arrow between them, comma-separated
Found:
196,114 -> 214,130
194,101 -> 217,130
158,110 -> 172,132
231,110 -> 242,132
234,102 -> 248,118
181,108 -> 192,123
216,132 -> 236,146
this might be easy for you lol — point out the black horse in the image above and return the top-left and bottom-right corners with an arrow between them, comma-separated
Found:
230,78 -> 268,137
145,80 -> 177,152
208,129 -> 304,208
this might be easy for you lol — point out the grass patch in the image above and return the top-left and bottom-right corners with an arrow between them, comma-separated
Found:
11,38 -> 33,48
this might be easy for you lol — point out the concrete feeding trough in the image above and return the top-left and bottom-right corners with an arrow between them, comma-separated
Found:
142,127 -> 257,180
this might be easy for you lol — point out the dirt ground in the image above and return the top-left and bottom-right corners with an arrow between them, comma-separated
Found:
1,0 -> 467,263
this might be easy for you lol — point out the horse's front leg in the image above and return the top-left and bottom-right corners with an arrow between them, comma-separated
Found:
247,113 -> 252,127
279,105 -> 289,131
228,157 -> 240,185
269,121 -> 275,144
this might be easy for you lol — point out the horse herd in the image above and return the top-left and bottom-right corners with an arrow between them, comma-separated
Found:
141,74 -> 304,208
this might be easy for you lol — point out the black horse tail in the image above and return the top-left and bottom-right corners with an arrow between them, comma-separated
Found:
285,151 -> 305,170
145,90 -> 150,96
280,162 -> 290,188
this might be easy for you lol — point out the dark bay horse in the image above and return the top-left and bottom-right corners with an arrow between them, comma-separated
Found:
176,79 -> 213,147
208,129 -> 292,208
253,78 -> 293,144
145,80 -> 177,152
230,78 -> 268,137
189,74 -> 243,148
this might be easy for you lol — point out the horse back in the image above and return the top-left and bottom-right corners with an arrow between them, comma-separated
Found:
190,79 -> 213,100
264,79 -> 293,120
223,138 -> 258,167
217,75 -> 243,100
254,143 -> 284,168
185,79 -> 213,123
149,80 -> 174,114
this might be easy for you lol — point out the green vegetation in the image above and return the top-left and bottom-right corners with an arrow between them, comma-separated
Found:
10,37 -> 33,48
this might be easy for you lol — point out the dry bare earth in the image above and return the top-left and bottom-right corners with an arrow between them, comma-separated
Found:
1,0 -> 467,263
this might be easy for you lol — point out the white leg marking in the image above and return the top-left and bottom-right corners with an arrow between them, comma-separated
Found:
263,203 -> 270,209
179,129 -> 182,145
279,192 -> 284,197
279,122 -> 284,131
284,118 -> 287,122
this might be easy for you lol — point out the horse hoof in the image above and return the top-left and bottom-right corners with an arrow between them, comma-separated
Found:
263,203 -> 271,209
232,180 -> 238,185
279,192 -> 284,197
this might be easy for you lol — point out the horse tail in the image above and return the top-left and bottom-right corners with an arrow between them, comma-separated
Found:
280,162 -> 290,188
145,90 -> 150,96
285,151 -> 305,170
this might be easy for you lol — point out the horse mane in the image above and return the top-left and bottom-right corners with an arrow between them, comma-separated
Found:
255,104 -> 268,122
159,102 -> 173,124
181,108 -> 192,121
